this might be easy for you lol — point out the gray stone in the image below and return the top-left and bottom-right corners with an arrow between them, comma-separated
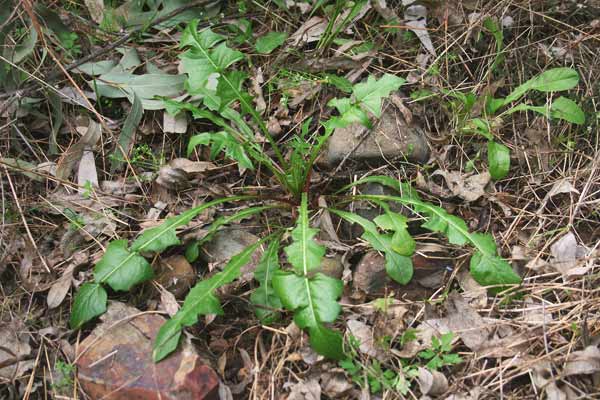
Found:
200,229 -> 262,282
320,105 -> 429,169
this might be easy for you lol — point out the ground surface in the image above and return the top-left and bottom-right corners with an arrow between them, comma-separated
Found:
1,1 -> 600,399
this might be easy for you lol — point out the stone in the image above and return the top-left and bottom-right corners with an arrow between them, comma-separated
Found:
155,255 -> 196,298
320,105 -> 429,169
200,229 -> 262,282
76,302 -> 219,400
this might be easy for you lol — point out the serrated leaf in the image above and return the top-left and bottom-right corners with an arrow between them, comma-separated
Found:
94,240 -> 153,291
187,131 -> 253,170
470,252 -> 521,289
374,212 -> 415,256
352,74 -> 406,117
69,283 -> 107,329
132,196 -> 254,256
255,31 -> 288,54
153,241 -> 262,361
272,271 -> 344,359
487,141 -> 510,180
284,193 -> 326,275
349,189 -> 523,289
330,209 -> 413,284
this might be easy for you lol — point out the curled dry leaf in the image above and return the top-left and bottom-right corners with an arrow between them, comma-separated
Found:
536,179 -> 579,215
563,346 -> 600,376
417,367 -> 448,396
405,5 -> 436,56
289,17 -> 327,46
47,252 -> 89,309
550,231 -> 590,277
430,170 -> 491,202
163,112 -> 188,134
346,319 -> 382,359
287,379 -> 321,400
0,322 -> 34,380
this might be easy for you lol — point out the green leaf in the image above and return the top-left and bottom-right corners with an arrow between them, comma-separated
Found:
550,96 -> 585,124
487,141 -> 511,180
336,175 -> 419,200
284,193 -> 326,275
187,131 -> 253,170
131,196 -> 254,255
272,271 -> 344,359
70,283 -> 107,329
503,68 -> 579,105
323,74 -> 353,93
251,238 -> 282,323
153,240 -> 263,362
352,74 -> 406,117
350,190 -> 522,289
179,21 -> 244,95
255,31 -> 288,54
470,252 -> 521,289
93,240 -> 153,291
329,209 -> 413,284
374,212 -> 415,256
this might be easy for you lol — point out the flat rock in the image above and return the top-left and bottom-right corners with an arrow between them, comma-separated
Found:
76,302 -> 219,400
320,105 -> 430,169
156,255 -> 196,298
201,229 -> 262,282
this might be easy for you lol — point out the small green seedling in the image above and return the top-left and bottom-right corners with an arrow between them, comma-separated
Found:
418,332 -> 462,370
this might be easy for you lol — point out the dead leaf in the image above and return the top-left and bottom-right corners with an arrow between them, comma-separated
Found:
159,288 -> 180,316
47,261 -> 77,309
287,379 -> 321,400
77,150 -> 98,192
563,346 -> 600,376
536,180 -> 579,215
347,319 -> 382,358
290,17 -> 327,46
550,232 -> 589,277
84,0 -> 105,23
405,5 -> 436,56
169,158 -> 216,174
430,170 -> 490,202
56,119 -> 101,181
445,292 -> 490,351
417,367 -> 448,396
250,68 -> 266,114
321,372 -> 353,397
0,322 -> 34,380
163,112 -> 188,134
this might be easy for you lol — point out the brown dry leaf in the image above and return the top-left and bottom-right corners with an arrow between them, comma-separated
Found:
563,346 -> 600,376
457,269 -> 487,308
84,0 -> 105,23
77,150 -> 99,192
289,16 -> 327,46
404,5 -> 436,56
287,379 -> 321,400
445,292 -> 490,351
0,322 -> 34,381
169,158 -> 216,174
550,232 -> 590,277
430,170 -> 490,202
417,367 -> 448,396
56,119 -> 101,181
346,319 -> 382,359
163,112 -> 188,134
159,287 -> 180,317
536,180 -> 579,215
321,372 -> 353,398
47,252 -> 88,309
250,68 -> 266,114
